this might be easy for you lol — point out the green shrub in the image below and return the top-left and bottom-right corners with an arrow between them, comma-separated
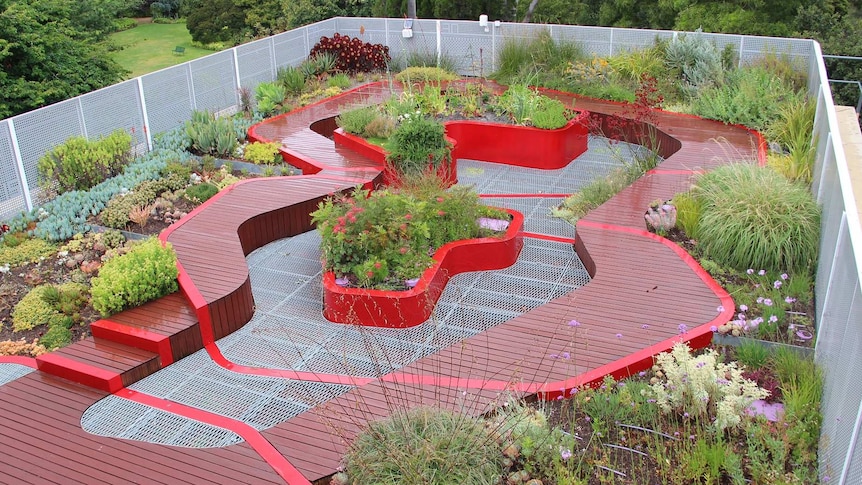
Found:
184,183 -> 219,203
12,286 -> 57,332
607,44 -> 666,82
767,97 -> 816,184
493,30 -> 585,85
243,142 -> 281,165
37,129 -> 133,194
692,164 -> 820,273
277,66 -> 307,95
90,238 -> 178,316
185,111 -> 242,157
336,106 -> 378,136
386,115 -> 451,176
735,340 -> 770,369
0,237 -> 57,266
692,66 -> 798,132
327,73 -> 352,89
40,325 -> 72,350
664,29 -> 723,97
343,406 -> 503,485
394,66 -> 459,84
531,97 -> 569,130
255,81 -> 287,117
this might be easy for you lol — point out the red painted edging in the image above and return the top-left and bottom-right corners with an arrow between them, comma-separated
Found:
0,356 -> 37,368
91,319 -> 174,366
119,388 -> 312,485
35,353 -> 124,393
323,209 -> 524,328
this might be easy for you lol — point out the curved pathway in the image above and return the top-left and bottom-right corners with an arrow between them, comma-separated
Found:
0,81 -> 763,484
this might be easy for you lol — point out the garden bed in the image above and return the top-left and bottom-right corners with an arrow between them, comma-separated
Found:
323,208 -> 524,328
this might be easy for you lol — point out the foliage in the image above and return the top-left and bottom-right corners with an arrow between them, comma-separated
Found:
342,406 -> 503,484
90,238 -> 178,316
38,130 -> 133,195
692,66 -> 799,132
607,44 -> 666,83
327,72 -> 352,89
650,342 -> 769,430
0,339 -> 47,357
394,67 -> 459,84
309,33 -> 390,73
734,340 -> 770,369
243,142 -> 282,165
664,29 -> 724,98
386,114 -> 451,177
692,164 -> 820,273
766,97 -> 816,184
186,0 -> 246,44
185,111 -> 247,157
255,81 -> 287,118
671,190 -> 702,238
100,174 -> 188,229
277,66 -> 307,95
493,30 -> 586,87
336,106 -> 379,136
0,0 -> 128,118
0,236 -> 57,266
312,183 -> 507,287
11,286 -> 58,332
184,182 -> 219,203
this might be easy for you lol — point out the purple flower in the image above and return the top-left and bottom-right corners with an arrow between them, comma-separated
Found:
561,352 -> 571,359
710,325 -> 718,332
696,362 -> 705,368
763,298 -> 773,307
584,416 -> 591,422
769,315 -> 778,323
739,304 -> 748,312
678,324 -> 688,334
683,412 -> 690,418
756,296 -> 764,304
549,353 -> 559,359
638,371 -> 647,377
781,273 -> 789,280
758,269 -> 766,276
738,313 -> 747,320
746,268 -> 754,275
774,280 -> 782,289
785,296 -> 797,304
560,448 -> 573,461
616,333 -> 623,339
569,388 -> 578,396
641,324 -> 650,329
568,319 -> 581,327
716,305 -> 725,313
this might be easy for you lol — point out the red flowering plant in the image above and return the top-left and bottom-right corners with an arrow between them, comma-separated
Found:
588,73 -> 664,145
311,182 -> 508,289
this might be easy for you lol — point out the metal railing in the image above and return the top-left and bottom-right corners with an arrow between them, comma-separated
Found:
0,17 -> 859,483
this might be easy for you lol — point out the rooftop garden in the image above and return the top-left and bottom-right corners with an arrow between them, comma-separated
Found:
0,28 -> 826,484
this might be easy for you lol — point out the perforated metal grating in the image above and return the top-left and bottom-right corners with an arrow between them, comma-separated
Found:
79,137 -> 647,446
0,363 -> 34,386
81,395 -> 244,447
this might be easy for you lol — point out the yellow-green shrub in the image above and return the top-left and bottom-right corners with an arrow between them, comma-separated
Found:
394,66 -> 459,83
37,129 -> 132,194
0,237 -> 56,266
90,238 -> 178,316
12,286 -> 58,332
243,142 -> 282,165
671,191 -> 702,239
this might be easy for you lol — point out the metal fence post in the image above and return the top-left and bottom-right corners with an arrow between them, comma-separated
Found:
7,119 -> 33,212
436,20 -> 442,67
136,78 -> 153,151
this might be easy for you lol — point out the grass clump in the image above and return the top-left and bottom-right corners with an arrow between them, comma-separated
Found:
336,106 -> 379,136
394,66 -> 459,84
341,406 -> 503,485
0,236 -> 57,266
691,164 -> 820,273
183,182 -> 219,203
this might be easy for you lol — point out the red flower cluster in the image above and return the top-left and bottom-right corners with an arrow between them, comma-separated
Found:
309,33 -> 390,73
331,205 -> 363,234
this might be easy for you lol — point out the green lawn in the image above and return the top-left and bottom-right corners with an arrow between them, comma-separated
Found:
109,22 -> 216,79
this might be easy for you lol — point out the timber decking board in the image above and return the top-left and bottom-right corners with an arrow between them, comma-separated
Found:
0,373 -> 285,485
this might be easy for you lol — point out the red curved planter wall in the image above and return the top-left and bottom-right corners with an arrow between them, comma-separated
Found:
322,208 -> 524,328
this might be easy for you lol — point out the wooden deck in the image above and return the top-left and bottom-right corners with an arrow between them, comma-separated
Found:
0,80 -> 761,484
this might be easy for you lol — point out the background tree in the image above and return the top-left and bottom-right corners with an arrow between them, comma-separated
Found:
0,0 -> 128,118
185,0 -> 246,43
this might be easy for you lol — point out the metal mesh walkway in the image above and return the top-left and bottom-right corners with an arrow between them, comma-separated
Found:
0,363 -> 34,386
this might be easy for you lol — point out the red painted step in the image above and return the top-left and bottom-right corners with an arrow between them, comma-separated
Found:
36,338 -> 160,393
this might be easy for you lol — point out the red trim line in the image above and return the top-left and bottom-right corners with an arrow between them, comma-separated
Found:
91,319 -> 174,366
646,168 -> 700,175
521,232 -> 576,244
479,193 -> 570,198
0,356 -> 37,368
119,388 -> 311,485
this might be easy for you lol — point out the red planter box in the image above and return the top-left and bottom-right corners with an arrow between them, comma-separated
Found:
322,208 -> 524,328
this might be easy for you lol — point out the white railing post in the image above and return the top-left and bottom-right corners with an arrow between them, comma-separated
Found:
187,63 -> 197,111
232,47 -> 242,92
436,20 -> 442,67
136,78 -> 153,151
7,119 -> 33,212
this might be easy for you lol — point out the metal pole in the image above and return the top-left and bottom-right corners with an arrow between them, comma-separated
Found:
7,120 -> 33,212
436,20 -> 442,67
136,78 -> 153,151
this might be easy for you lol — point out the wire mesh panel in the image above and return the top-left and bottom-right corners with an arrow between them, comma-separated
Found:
141,65 -> 194,136
738,35 -> 813,67
11,99 -> 84,203
550,24 -> 614,58
608,28 -> 675,56
334,17 -> 389,47
79,80 -> 147,149
392,19 -> 440,69
0,363 -> 34,386
190,51 -> 238,114
272,28 -> 309,71
438,20 -> 494,76
0,121 -> 25,219
815,161 -> 844,317
236,38 -> 276,91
